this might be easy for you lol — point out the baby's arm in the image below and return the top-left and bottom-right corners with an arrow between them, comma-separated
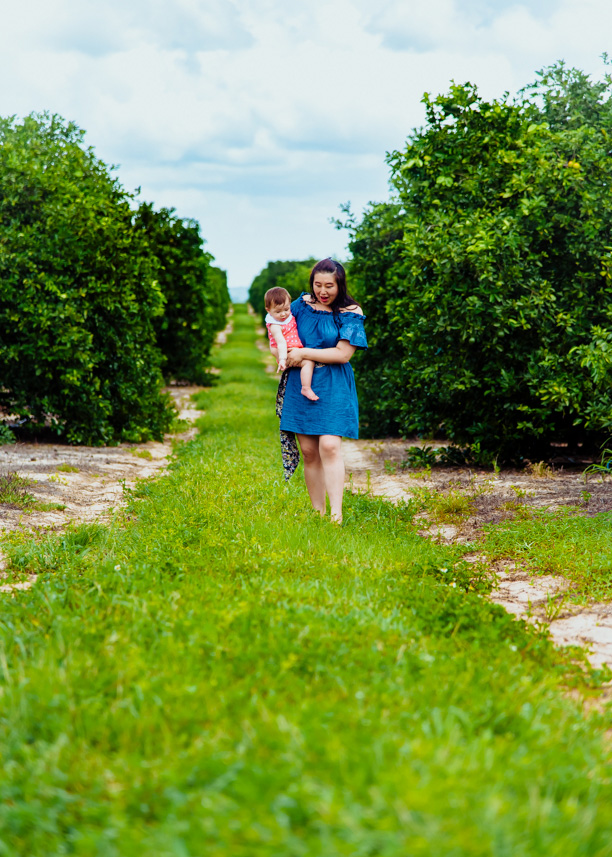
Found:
268,325 -> 288,371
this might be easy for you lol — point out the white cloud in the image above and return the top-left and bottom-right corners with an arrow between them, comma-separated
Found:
1,0 -> 611,286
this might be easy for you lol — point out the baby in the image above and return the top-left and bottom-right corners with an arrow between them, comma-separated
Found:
264,287 -> 318,401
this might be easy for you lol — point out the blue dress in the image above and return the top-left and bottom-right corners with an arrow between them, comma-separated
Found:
279,295 -> 368,438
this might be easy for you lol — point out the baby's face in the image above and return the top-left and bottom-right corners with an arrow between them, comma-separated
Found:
268,301 -> 291,322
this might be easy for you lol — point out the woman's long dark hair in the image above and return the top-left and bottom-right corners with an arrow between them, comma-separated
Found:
309,258 -> 360,312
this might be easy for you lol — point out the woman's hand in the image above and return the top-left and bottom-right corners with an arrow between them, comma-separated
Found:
286,348 -> 305,368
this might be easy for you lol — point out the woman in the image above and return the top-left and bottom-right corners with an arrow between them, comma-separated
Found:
281,258 -> 367,523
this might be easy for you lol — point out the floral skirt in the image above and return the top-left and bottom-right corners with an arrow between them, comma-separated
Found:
276,370 -> 300,481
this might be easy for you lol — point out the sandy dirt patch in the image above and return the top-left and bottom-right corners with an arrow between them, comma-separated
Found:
0,384 -> 206,594
343,438 -> 612,674
0,385 -> 206,539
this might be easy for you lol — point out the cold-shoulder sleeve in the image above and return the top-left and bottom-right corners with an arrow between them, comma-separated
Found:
291,293 -> 307,319
338,312 -> 367,349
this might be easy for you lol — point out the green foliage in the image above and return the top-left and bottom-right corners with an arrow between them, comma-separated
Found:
0,424 -> 15,445
134,203 -> 230,383
404,444 -> 440,468
0,113 -> 173,444
338,201 -> 405,437
0,471 -> 34,506
348,64 -> 612,458
523,59 -> 612,130
207,265 -> 231,332
403,443 -> 498,469
248,258 -> 318,318
584,438 -> 612,480
1,307 -> 611,851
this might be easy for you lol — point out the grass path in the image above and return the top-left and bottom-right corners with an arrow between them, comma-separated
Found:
1,305 -> 612,855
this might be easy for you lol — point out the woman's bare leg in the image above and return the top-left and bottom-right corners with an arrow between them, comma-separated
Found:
297,434 -> 326,514
318,435 -> 345,523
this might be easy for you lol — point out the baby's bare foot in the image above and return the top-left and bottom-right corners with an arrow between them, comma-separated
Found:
301,386 -> 319,401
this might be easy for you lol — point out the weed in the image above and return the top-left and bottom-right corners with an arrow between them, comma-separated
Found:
131,448 -> 153,460
584,439 -> 612,482
32,502 -> 67,512
383,459 -> 397,475
0,471 -> 34,506
527,460 -> 554,478
510,484 -> 534,499
0,471 -> 68,513
56,463 -> 79,473
412,479 -> 491,524
411,486 -> 478,524
48,474 -> 69,485
543,592 -> 568,622
433,491 -> 471,522
498,500 -> 535,520
409,466 -> 432,480
403,444 -> 439,468
169,416 -> 191,434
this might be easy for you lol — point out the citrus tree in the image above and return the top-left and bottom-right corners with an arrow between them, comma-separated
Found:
134,203 -> 230,384
0,113 -> 173,444
348,64 -> 612,459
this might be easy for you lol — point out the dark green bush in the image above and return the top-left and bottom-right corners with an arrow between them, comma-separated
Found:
207,265 -> 231,334
0,113 -> 173,444
248,258 -> 317,319
348,64 -> 612,458
134,203 -> 230,383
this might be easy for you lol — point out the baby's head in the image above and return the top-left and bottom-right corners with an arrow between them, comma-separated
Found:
265,287 -> 291,322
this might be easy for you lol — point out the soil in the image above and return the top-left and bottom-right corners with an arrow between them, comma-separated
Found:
343,438 -> 612,678
0,384 -> 205,539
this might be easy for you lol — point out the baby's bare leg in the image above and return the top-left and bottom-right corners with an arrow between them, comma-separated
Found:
300,359 -> 319,401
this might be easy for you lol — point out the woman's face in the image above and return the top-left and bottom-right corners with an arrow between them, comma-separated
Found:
312,272 -> 338,307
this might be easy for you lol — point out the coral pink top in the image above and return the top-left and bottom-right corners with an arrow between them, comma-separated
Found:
265,313 -> 303,349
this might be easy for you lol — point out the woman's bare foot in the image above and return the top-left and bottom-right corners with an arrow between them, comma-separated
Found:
301,386 -> 319,401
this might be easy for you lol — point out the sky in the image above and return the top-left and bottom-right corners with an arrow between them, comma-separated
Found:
1,0 -> 611,294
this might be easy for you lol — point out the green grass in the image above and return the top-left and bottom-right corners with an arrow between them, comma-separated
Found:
131,448 -> 153,460
482,506 -> 612,601
0,472 -> 64,512
0,306 -> 611,855
0,471 -> 34,506
410,485 -> 480,524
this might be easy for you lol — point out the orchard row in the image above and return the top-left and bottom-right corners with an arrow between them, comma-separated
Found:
0,113 -> 229,445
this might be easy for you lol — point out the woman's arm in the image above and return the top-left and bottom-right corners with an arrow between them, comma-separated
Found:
286,340 -> 356,367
